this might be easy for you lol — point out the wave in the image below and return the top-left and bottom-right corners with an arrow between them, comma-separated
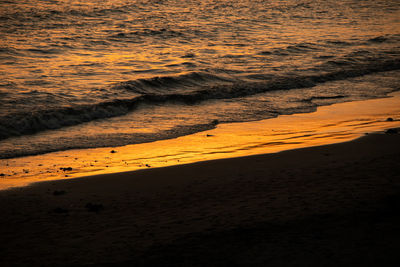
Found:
0,47 -> 21,55
259,34 -> 400,57
259,42 -> 321,56
109,29 -> 185,40
114,72 -> 234,94
368,36 -> 392,43
25,48 -> 62,55
0,3 -> 132,22
0,122 -> 220,159
1,56 -> 399,141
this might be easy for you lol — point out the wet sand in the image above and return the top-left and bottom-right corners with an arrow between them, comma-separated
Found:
1,129 -> 400,266
2,92 -> 400,190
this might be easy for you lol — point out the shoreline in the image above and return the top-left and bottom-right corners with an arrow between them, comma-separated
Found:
1,92 -> 400,190
1,127 -> 399,266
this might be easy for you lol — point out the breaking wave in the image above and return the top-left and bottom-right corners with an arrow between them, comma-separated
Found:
1,56 -> 399,141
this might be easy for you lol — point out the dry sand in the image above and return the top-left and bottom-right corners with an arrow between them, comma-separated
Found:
1,129 -> 400,266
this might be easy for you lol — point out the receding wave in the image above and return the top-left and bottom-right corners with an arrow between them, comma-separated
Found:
0,122 -> 220,159
1,57 -> 399,141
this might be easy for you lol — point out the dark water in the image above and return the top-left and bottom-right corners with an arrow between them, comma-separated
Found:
1,0 -> 399,158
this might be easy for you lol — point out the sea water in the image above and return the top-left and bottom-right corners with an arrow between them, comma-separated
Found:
1,0 -> 399,159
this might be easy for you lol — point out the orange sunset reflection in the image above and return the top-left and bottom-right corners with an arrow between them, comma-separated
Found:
1,92 -> 399,190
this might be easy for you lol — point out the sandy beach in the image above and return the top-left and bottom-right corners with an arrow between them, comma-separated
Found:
1,128 -> 399,266
2,92 -> 400,190
2,1 -> 400,266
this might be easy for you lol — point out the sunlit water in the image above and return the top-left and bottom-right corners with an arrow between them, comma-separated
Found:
1,0 -> 400,158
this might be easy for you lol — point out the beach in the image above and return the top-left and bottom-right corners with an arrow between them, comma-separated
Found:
1,127 -> 399,266
1,0 -> 400,266
2,92 -> 400,190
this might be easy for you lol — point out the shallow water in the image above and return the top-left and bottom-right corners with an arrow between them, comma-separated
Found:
1,92 -> 399,190
1,0 -> 400,158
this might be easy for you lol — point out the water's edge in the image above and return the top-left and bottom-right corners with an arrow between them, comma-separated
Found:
1,92 -> 399,191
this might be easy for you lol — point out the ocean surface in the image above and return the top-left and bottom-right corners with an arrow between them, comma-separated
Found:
1,0 -> 399,159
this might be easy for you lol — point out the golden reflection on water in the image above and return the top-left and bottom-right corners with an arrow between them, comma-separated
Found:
1,92 -> 400,190
1,0 -> 400,191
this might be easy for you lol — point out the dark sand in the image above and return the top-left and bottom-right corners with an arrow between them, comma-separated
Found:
1,130 -> 400,266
